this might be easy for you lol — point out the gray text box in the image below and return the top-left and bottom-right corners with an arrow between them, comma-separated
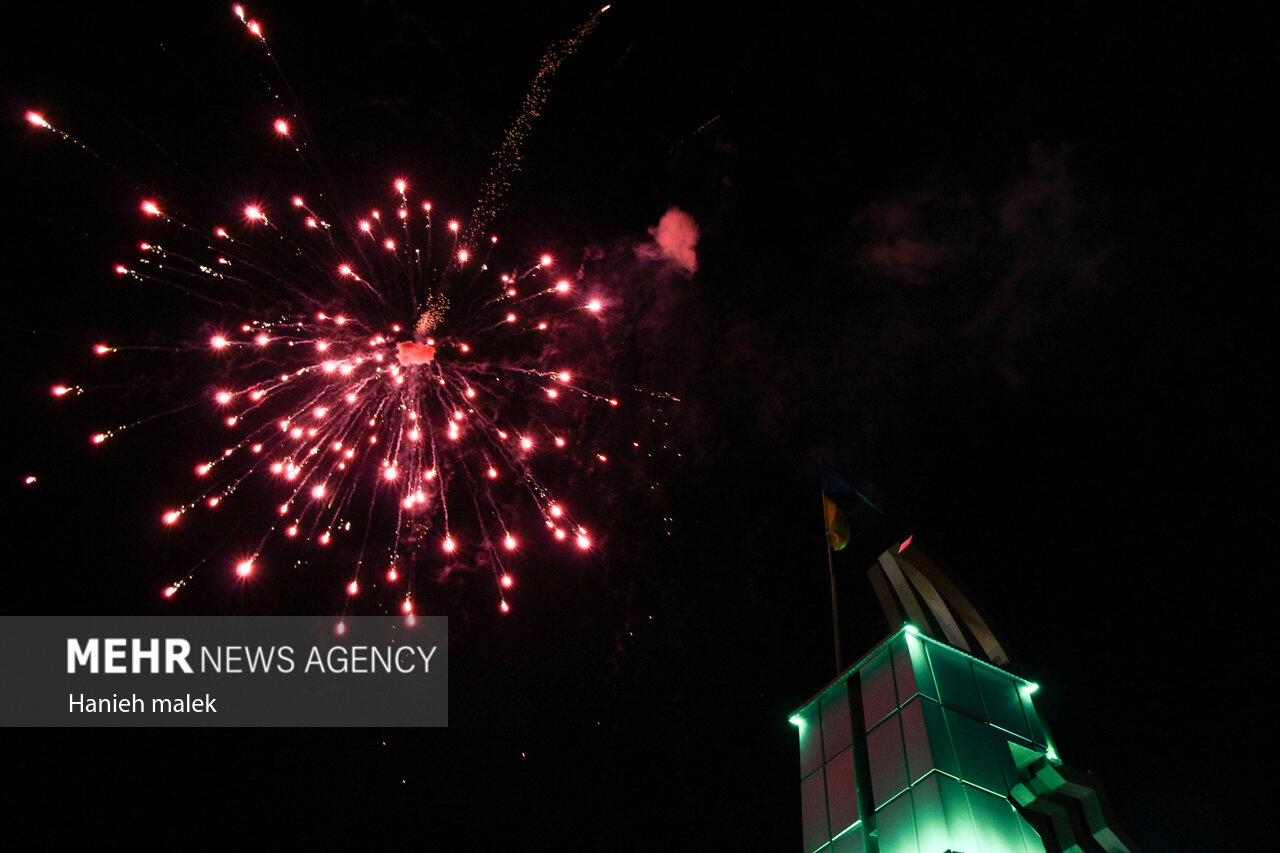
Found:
1,616 -> 447,727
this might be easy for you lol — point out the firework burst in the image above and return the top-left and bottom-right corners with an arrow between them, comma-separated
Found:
28,4 -> 639,624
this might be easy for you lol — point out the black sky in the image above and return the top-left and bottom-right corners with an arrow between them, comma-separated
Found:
2,1 -> 1272,848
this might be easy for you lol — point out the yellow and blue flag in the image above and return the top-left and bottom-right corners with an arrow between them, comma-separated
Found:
820,464 -> 882,552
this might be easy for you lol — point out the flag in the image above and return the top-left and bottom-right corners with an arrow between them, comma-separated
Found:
823,494 -> 851,551
820,463 -> 883,552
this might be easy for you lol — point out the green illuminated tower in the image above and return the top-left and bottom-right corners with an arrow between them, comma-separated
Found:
792,540 -> 1135,853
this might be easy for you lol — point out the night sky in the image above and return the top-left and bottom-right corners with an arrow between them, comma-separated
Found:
2,1 -> 1271,848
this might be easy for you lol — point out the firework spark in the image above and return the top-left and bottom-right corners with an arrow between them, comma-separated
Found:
465,5 -> 611,246
29,4 -> 633,621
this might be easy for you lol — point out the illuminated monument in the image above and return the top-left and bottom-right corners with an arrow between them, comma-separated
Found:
791,539 -> 1135,853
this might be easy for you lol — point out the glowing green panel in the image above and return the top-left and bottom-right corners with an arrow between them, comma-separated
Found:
876,791 -> 919,853
919,696 -> 959,779
964,785 -> 1043,853
974,665 -> 1032,740
821,683 -> 854,760
996,736 -> 1034,794
901,632 -> 938,701
936,773 -> 983,853
824,747 -> 861,838
799,705 -> 824,780
899,698 -> 934,785
944,708 -> 1008,796
926,643 -> 984,719
1018,686 -> 1048,748
801,767 -> 830,853
908,774 -> 952,853
830,828 -> 866,853
890,635 -> 920,705
1017,807 -> 1049,853
861,649 -> 898,729
866,714 -> 909,808
1008,740 -> 1045,774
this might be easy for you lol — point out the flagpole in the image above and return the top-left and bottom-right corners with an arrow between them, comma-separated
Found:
821,488 -> 843,674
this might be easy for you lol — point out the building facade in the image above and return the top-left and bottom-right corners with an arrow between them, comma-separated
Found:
793,542 -> 1135,853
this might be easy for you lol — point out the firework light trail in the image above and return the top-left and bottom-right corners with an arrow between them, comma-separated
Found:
26,4 -> 642,629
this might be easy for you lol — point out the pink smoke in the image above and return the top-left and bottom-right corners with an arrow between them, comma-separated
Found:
640,207 -> 699,275
396,341 -> 436,366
